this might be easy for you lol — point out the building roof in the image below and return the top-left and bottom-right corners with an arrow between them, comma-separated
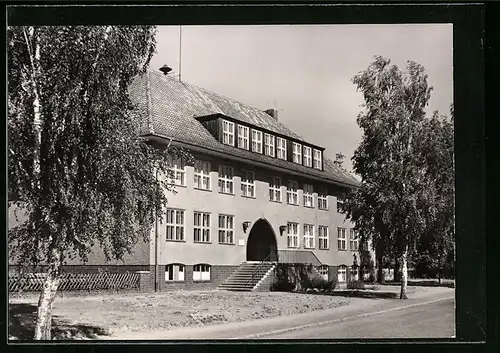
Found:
128,70 -> 360,188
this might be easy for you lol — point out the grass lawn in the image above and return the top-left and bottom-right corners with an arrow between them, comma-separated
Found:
9,282 -> 452,340
9,290 -> 351,340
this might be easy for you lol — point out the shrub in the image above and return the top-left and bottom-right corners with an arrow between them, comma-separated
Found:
308,276 -> 337,292
347,280 -> 365,290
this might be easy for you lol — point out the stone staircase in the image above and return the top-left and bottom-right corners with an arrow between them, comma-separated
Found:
219,262 -> 276,292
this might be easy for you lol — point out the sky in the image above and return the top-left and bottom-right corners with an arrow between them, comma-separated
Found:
149,25 -> 453,173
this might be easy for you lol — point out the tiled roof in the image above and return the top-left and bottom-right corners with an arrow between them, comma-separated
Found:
128,70 -> 360,188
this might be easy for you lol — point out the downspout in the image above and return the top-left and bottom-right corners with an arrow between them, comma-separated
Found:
155,168 -> 159,292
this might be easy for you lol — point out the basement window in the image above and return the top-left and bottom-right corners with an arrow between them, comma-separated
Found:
165,264 -> 185,282
193,264 -> 211,281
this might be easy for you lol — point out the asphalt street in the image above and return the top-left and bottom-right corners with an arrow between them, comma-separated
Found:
257,297 -> 455,339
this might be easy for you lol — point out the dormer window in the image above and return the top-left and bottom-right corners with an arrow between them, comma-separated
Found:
222,120 -> 235,146
277,137 -> 287,160
292,142 -> 302,164
252,129 -> 263,153
264,133 -> 275,157
313,149 -> 322,170
304,146 -> 312,167
238,125 -> 249,150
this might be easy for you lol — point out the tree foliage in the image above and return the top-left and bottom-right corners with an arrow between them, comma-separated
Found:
8,25 -> 191,339
342,56 -> 454,298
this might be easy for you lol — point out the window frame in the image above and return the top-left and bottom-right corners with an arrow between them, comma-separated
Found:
269,176 -> 282,202
337,227 -> 347,251
194,160 -> 211,190
218,165 -> 234,194
303,183 -> 314,208
292,142 -> 302,164
252,129 -> 263,153
194,211 -> 211,243
165,208 -> 185,242
319,225 -> 329,250
313,149 -> 322,170
318,189 -> 328,210
337,265 -> 347,283
277,137 -> 287,160
350,229 -> 359,251
303,224 -> 315,249
318,265 -> 329,281
241,170 -> 256,198
165,264 -> 185,282
218,214 -> 235,244
303,146 -> 312,167
264,133 -> 275,157
193,264 -> 211,281
287,180 -> 299,205
222,120 -> 235,146
168,159 -> 186,187
287,222 -> 299,248
238,125 -> 250,150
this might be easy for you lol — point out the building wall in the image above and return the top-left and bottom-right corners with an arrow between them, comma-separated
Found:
153,151 -> 358,269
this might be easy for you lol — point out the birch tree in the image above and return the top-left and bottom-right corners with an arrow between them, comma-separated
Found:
8,26 -> 190,339
343,56 -> 436,299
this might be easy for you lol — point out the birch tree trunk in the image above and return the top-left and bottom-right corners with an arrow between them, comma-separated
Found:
399,245 -> 409,299
33,247 -> 62,340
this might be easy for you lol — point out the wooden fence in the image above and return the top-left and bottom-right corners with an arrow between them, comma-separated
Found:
8,272 -> 140,293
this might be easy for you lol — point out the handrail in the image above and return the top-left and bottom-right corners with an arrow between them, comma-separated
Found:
245,250 -> 278,287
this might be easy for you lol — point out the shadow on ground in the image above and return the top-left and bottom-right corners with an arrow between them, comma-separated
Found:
9,303 -> 110,340
384,280 -> 455,289
314,290 -> 399,299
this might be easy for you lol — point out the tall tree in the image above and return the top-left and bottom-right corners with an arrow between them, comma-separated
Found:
343,56 -> 438,299
8,26 -> 191,339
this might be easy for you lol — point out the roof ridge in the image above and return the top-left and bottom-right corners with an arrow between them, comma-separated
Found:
148,69 -> 304,140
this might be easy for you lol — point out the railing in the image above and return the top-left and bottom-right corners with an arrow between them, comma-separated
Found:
245,250 -> 278,287
276,250 -> 322,266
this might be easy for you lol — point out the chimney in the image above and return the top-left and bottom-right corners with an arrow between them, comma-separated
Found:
265,108 -> 278,121
159,64 -> 172,75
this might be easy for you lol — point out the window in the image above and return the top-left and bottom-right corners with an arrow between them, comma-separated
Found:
304,146 -> 312,167
318,189 -> 328,210
337,265 -> 347,283
269,177 -> 282,202
350,229 -> 359,251
318,265 -> 329,281
193,264 -> 211,281
337,228 -> 347,250
277,137 -> 287,160
319,226 -> 329,249
292,142 -> 302,164
287,180 -> 299,205
194,160 -> 211,190
168,159 -> 185,186
287,222 -> 299,248
194,212 -> 210,243
303,184 -> 314,207
351,266 -> 360,281
222,120 -> 235,146
166,209 -> 184,241
303,224 -> 315,249
218,214 -> 234,244
252,130 -> 263,153
218,165 -> 234,194
165,264 -> 185,282
238,125 -> 249,150
337,199 -> 345,213
241,170 -> 255,198
264,133 -> 275,157
313,149 -> 322,170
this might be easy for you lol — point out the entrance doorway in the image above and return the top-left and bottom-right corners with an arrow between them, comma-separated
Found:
246,219 -> 278,262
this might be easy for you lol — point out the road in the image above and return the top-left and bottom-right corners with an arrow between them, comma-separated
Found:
108,290 -> 455,340
255,297 -> 455,339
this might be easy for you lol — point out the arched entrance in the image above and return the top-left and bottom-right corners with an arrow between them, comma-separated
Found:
246,219 -> 278,262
